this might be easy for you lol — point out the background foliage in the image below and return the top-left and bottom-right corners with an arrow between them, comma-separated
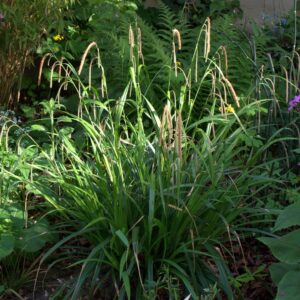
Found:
0,0 -> 299,298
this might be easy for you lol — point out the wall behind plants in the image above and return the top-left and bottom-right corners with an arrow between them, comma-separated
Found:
240,0 -> 294,25
143,0 -> 297,28
143,0 -> 240,22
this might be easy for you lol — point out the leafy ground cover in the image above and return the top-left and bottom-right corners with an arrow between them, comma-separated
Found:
0,0 -> 299,299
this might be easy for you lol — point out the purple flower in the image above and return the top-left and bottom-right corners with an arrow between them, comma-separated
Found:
288,95 -> 300,111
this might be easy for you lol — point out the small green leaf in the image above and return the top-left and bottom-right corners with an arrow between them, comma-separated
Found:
20,105 -> 36,118
0,285 -> 5,294
57,116 -> 73,123
259,229 -> 300,264
59,127 -> 74,136
276,271 -> 300,300
119,251 -> 128,279
16,220 -> 52,253
116,230 -> 129,248
0,206 -> 24,230
19,164 -> 30,179
121,271 -> 131,299
31,124 -> 47,132
124,2 -> 138,10
129,67 -> 137,89
0,234 -> 15,260
270,263 -> 300,286
274,201 -> 300,232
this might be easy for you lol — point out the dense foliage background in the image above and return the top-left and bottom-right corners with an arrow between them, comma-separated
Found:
0,0 -> 299,299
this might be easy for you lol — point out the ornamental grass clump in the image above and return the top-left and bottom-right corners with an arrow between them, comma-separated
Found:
3,21 -> 290,298
27,96 -> 276,299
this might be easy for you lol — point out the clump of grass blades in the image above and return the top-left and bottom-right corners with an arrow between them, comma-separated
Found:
6,25 -> 286,299
33,109 -> 275,296
27,100 -> 275,299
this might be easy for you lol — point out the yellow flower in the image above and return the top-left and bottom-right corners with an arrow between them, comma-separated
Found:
176,61 -> 181,66
53,34 -> 64,42
220,104 -> 235,114
225,104 -> 235,113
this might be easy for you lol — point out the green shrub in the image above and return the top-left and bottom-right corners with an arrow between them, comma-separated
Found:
259,193 -> 300,300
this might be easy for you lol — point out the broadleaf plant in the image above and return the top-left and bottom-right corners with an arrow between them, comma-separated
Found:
259,192 -> 300,300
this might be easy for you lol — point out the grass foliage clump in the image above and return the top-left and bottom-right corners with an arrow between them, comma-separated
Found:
27,97 -> 271,298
